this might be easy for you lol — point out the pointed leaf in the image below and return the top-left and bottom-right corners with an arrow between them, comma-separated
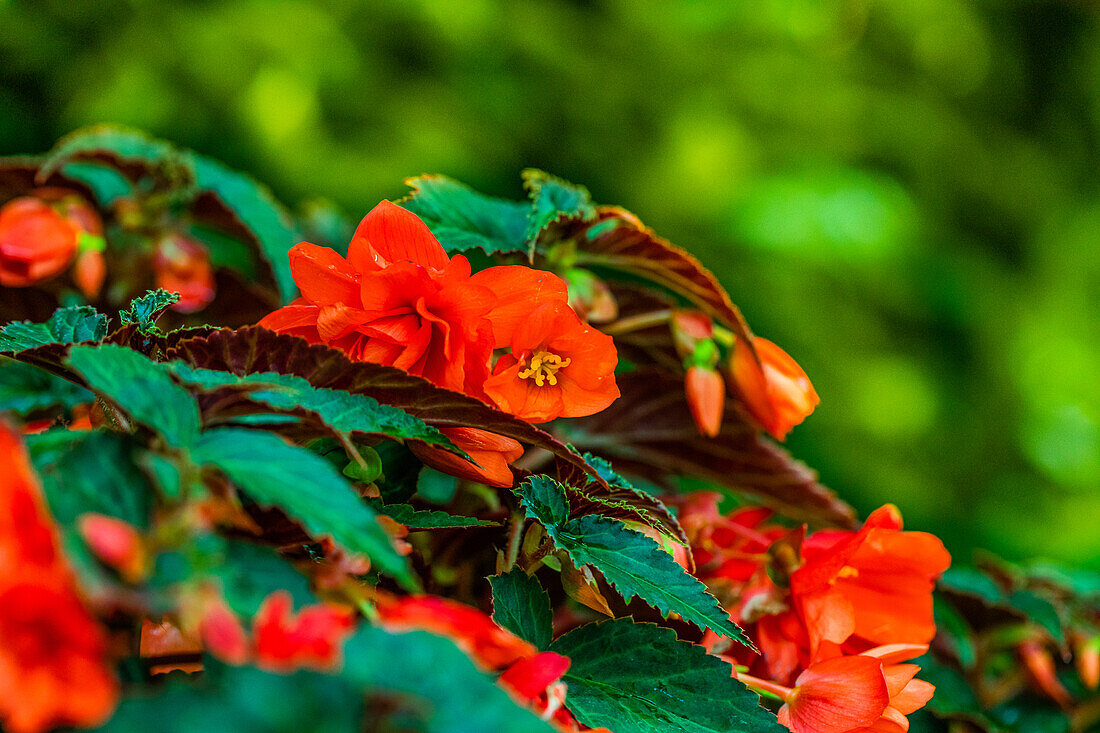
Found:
190,427 -> 414,589
550,619 -> 784,733
365,499 -> 497,529
120,290 -> 181,332
490,567 -> 554,649
558,515 -> 749,644
0,359 -> 92,415
25,430 -> 152,527
514,474 -> 571,534
166,364 -> 455,449
342,627 -> 555,733
0,306 -> 109,353
400,174 -> 530,255
67,345 -> 201,448
523,169 -> 596,253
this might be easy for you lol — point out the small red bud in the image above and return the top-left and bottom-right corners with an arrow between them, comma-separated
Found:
77,513 -> 146,581
155,233 -> 215,313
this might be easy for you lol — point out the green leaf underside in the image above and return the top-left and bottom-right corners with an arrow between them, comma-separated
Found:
523,169 -> 596,248
68,345 -> 201,448
0,358 -> 93,414
167,363 -> 456,450
516,476 -> 748,644
190,427 -> 414,589
401,174 -> 530,255
192,154 -> 301,304
0,306 -> 109,353
120,290 -> 180,331
550,619 -> 784,733
490,567 -> 554,650
342,628 -> 556,733
364,499 -> 497,529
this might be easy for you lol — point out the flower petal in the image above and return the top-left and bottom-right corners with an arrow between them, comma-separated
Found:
350,200 -> 448,272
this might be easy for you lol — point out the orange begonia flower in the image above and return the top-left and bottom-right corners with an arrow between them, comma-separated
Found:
729,336 -> 819,441
409,426 -> 524,488
776,644 -> 934,733
0,197 -> 79,287
155,233 -> 216,313
374,594 -> 536,670
483,301 -> 619,423
260,200 -> 570,397
790,506 -> 951,653
0,424 -> 117,733
252,591 -> 356,674
776,654 -> 890,733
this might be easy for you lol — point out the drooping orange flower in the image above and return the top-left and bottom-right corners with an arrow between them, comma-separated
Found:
0,424 -> 118,733
252,591 -> 356,673
0,197 -> 79,287
375,594 -> 536,670
260,200 -> 569,397
776,654 -> 890,733
790,505 -> 951,654
483,301 -> 619,423
685,366 -> 725,438
155,233 -> 216,313
729,336 -> 819,441
409,426 -> 524,488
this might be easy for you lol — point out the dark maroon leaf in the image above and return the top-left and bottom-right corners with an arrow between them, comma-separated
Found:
559,369 -> 857,529
566,207 -> 755,345
165,326 -> 604,485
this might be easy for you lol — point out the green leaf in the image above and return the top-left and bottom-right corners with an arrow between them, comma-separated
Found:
167,364 -> 455,450
215,541 -> 315,617
119,290 -> 181,332
514,474 -> 571,535
100,662 -> 362,733
192,154 -> 302,304
938,567 -> 1007,605
550,619 -> 784,733
400,174 -> 530,255
0,358 -> 92,415
0,306 -> 109,352
191,427 -> 414,589
67,345 -> 201,448
60,162 -> 132,206
365,499 -> 497,529
558,515 -> 749,644
490,567 -> 553,649
415,466 -> 459,504
342,627 -> 555,733
515,475 -> 745,642
1006,589 -> 1064,644
25,430 -> 152,527
523,169 -> 596,252
38,124 -> 185,183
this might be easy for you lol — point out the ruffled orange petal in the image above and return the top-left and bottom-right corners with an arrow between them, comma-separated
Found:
288,242 -> 361,305
472,266 -> 569,348
350,200 -> 448,273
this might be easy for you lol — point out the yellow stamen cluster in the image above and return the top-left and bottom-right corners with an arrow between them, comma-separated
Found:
517,350 -> 572,387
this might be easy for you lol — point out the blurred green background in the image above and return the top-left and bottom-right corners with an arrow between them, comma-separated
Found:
2,0 -> 1098,568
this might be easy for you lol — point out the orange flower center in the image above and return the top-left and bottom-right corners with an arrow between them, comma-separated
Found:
517,350 -> 571,387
